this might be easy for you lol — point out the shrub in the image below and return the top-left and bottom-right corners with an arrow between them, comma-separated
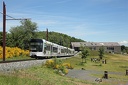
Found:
0,46 -> 29,59
45,58 -> 73,75
56,65 -> 68,75
45,59 -> 54,68
62,63 -> 74,69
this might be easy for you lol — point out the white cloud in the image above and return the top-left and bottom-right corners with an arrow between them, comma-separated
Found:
118,41 -> 128,46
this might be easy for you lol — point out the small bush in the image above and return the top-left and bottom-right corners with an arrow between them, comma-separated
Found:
45,58 -> 72,75
45,59 -> 54,68
62,63 -> 74,69
0,46 -> 29,59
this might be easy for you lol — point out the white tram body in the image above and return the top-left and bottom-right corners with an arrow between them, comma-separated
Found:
29,39 -> 75,58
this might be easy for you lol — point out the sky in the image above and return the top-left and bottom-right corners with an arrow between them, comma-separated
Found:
0,0 -> 128,46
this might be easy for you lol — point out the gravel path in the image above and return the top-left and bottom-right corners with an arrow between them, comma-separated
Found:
66,69 -> 97,81
66,69 -> 128,85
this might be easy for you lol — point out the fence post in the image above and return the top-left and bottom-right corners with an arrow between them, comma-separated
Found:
104,71 -> 108,79
104,59 -> 107,64
126,70 -> 128,75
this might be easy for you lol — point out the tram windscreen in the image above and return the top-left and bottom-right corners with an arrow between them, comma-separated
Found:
30,40 -> 43,52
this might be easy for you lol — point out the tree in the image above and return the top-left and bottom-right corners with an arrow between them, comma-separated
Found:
36,31 -> 85,48
80,46 -> 89,63
126,47 -> 128,54
121,45 -> 126,52
121,45 -> 128,54
98,46 -> 104,59
8,20 -> 38,49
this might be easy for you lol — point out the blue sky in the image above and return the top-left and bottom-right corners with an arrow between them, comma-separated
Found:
0,0 -> 128,46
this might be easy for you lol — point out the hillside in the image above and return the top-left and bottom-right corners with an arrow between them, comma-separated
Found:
36,31 -> 85,47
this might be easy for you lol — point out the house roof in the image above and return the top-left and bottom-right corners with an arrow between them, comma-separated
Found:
71,42 -> 120,47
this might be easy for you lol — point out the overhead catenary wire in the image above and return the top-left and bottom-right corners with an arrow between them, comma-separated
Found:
2,1 -> 30,62
0,11 -> 15,19
0,11 -> 30,20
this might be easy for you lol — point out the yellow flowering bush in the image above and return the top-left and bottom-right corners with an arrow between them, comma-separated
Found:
45,59 -> 54,68
62,63 -> 74,69
45,58 -> 73,75
0,46 -> 29,59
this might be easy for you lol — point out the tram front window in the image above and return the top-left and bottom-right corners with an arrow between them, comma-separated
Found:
30,42 -> 43,52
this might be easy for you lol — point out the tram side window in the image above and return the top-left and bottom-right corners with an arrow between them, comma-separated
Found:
61,49 -> 65,53
64,49 -> 68,53
44,43 -> 51,53
53,47 -> 58,53
45,44 -> 51,51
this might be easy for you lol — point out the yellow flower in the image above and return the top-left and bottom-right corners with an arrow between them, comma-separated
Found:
0,46 -> 30,59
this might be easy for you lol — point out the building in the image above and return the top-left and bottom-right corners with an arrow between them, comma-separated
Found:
71,42 -> 121,54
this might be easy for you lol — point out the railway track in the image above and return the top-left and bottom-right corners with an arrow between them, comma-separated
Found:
0,58 -> 36,63
0,58 -> 46,72
0,57 -> 71,72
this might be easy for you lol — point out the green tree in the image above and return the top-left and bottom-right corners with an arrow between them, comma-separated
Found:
126,47 -> 128,54
98,46 -> 104,59
8,20 -> 38,49
121,45 -> 126,52
121,45 -> 128,54
36,31 -> 84,47
80,46 -> 89,63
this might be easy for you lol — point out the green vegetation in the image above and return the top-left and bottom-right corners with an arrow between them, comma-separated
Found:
36,31 -> 84,48
63,53 -> 128,85
0,53 -> 128,85
121,45 -> 128,54
0,66 -> 90,85
98,46 -> 105,59
0,67 -> 74,85
0,20 -> 84,50
0,20 -> 38,50
45,57 -> 73,75
79,46 -> 90,63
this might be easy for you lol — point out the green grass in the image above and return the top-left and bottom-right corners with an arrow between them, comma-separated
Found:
64,54 -> 128,72
0,66 -> 92,85
62,54 -> 128,85
0,53 -> 128,85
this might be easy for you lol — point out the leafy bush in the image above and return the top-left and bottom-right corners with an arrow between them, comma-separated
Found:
45,57 -> 73,75
45,59 -> 54,68
62,63 -> 74,69
0,46 -> 29,59
58,65 -> 69,75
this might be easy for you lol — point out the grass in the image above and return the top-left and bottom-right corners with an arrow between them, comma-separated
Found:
64,54 -> 128,72
0,53 -> 128,85
62,54 -> 128,85
0,66 -> 92,85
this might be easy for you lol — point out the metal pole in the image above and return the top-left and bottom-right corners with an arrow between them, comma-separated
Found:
3,1 -> 6,61
46,28 -> 48,41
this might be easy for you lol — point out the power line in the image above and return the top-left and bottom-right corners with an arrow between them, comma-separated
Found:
0,12 -> 31,20
0,11 -> 15,19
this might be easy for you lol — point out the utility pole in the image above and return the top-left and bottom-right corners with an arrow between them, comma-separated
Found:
3,1 -> 6,61
2,1 -> 30,62
46,28 -> 48,41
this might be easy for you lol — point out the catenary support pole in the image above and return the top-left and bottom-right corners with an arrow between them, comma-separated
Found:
3,1 -> 6,61
46,28 -> 48,41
